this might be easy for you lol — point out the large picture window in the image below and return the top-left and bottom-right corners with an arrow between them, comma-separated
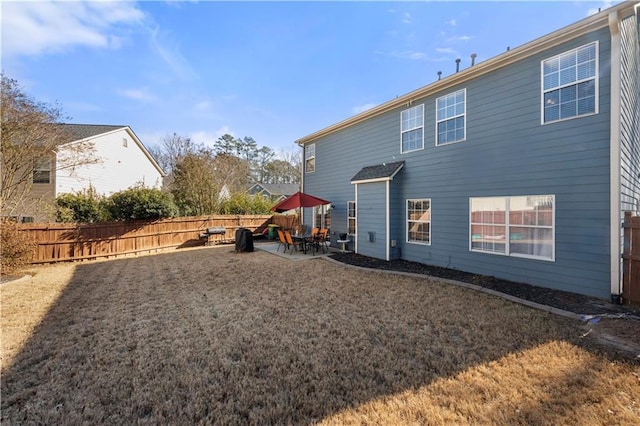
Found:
436,89 -> 465,145
305,143 -> 316,173
33,157 -> 52,184
542,42 -> 597,123
470,195 -> 554,261
407,199 -> 431,245
347,201 -> 356,235
401,104 -> 424,153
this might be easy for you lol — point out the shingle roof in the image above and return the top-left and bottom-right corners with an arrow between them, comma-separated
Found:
58,124 -> 127,143
351,161 -> 405,183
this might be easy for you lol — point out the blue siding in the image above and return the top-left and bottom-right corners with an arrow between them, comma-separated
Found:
303,27 -> 617,298
355,182 -> 387,260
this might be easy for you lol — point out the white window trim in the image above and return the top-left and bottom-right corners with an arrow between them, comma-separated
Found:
400,104 -> 424,154
305,143 -> 316,173
347,201 -> 356,236
469,195 -> 555,262
406,198 -> 431,246
435,88 -> 466,146
540,41 -> 599,125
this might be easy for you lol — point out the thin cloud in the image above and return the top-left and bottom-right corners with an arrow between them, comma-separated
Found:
391,50 -> 427,60
446,19 -> 457,26
117,88 -> 158,103
436,47 -> 457,55
447,35 -> 474,43
148,26 -> 197,80
402,12 -> 412,24
190,130 -> 221,147
1,1 -> 144,57
352,103 -> 377,114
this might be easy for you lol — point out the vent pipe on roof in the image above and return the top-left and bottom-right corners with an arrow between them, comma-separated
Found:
471,53 -> 477,66
437,71 -> 442,80
455,58 -> 461,72
507,46 -> 510,51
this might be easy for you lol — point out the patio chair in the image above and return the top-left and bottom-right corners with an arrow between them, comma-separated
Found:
284,230 -> 303,254
276,229 -> 288,252
318,228 -> 329,253
308,227 -> 321,254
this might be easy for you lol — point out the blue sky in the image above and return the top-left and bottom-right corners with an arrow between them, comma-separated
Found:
1,0 -> 618,155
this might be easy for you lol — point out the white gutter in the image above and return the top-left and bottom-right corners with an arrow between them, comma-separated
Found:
609,10 -> 622,300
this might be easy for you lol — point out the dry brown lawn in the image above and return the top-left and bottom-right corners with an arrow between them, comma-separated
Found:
2,246 -> 639,424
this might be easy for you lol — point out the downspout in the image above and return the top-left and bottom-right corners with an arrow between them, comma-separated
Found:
608,10 -> 622,303
385,180 -> 390,261
298,142 -> 305,227
354,184 -> 358,253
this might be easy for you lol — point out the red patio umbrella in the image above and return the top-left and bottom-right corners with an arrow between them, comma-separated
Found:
271,191 -> 330,213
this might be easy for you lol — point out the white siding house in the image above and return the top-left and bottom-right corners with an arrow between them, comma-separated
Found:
8,124 -> 165,222
56,124 -> 165,196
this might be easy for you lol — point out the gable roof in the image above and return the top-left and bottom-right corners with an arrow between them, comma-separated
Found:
58,123 -> 166,177
296,1 -> 638,145
351,161 -> 405,184
248,183 -> 300,196
58,124 -> 127,142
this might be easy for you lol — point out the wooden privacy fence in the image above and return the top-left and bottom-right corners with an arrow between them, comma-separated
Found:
622,212 -> 640,304
18,215 -> 277,264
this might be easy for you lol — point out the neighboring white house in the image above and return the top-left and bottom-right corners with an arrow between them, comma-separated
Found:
8,124 -> 165,222
56,124 -> 165,196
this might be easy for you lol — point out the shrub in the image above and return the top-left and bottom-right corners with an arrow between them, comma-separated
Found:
218,193 -> 274,215
55,187 -> 109,223
1,219 -> 34,274
107,187 -> 178,221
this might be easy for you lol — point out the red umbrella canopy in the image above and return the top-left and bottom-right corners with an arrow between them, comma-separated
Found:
271,191 -> 331,213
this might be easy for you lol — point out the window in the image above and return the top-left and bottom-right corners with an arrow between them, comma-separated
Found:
470,195 -> 554,261
407,199 -> 431,245
122,138 -> 128,148
436,89 -> 465,145
315,204 -> 331,230
33,157 -> 51,184
305,143 -> 316,173
401,104 -> 424,153
347,201 -> 356,235
542,42 -> 597,123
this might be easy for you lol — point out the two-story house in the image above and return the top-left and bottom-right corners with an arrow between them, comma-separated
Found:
296,2 -> 640,300
6,124 -> 165,222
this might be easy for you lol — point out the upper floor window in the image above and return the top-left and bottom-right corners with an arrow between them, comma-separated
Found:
436,89 -> 466,145
407,199 -> 431,245
347,201 -> 356,235
122,138 -> 128,148
305,143 -> 316,173
400,104 -> 424,153
33,157 -> 51,184
542,42 -> 597,123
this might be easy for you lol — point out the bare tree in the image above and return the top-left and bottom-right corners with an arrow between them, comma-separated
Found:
148,133 -> 200,176
1,74 -> 98,217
